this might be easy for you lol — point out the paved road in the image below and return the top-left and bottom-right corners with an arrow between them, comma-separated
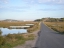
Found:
35,23 -> 64,48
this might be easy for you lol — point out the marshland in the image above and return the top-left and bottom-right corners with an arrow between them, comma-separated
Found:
0,21 -> 40,48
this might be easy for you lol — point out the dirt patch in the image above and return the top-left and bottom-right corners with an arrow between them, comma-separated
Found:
13,30 -> 39,48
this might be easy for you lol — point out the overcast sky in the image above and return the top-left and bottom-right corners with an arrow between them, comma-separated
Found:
0,0 -> 64,20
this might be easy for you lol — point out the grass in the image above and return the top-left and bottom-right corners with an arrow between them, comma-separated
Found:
0,34 -> 26,48
0,21 -> 40,48
0,21 -> 36,28
0,33 -> 35,48
0,21 -> 39,32
44,22 -> 64,34
27,22 -> 40,33
22,34 -> 35,41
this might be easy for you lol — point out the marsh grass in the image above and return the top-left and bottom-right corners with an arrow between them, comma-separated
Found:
0,34 -> 35,48
27,22 -> 40,33
0,21 -> 35,27
44,22 -> 64,34
0,21 -> 40,48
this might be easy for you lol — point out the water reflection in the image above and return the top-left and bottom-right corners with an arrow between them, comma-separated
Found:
9,24 -> 34,29
0,28 -> 27,35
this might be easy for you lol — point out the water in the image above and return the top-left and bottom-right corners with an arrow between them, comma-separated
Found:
0,28 -> 27,35
10,26 -> 30,28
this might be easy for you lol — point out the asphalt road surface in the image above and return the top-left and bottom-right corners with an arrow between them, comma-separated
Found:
35,23 -> 64,48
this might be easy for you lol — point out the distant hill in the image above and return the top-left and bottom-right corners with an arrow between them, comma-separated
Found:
34,18 -> 64,22
0,19 -> 23,22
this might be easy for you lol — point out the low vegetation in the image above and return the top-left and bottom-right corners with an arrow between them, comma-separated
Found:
0,21 -> 36,28
0,33 -> 35,48
44,22 -> 64,34
0,21 -> 39,32
0,21 -> 40,48
27,22 -> 40,33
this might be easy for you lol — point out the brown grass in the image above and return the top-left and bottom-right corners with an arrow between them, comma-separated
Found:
44,22 -> 64,33
0,21 -> 40,48
0,21 -> 40,33
0,21 -> 36,27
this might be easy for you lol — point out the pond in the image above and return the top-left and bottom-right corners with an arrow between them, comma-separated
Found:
10,26 -> 30,29
0,28 -> 27,35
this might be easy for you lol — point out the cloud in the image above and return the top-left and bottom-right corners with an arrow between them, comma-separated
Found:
39,0 -> 64,4
0,0 -> 8,4
0,6 -> 3,8
0,6 -> 30,12
38,8 -> 64,11
38,0 -> 51,3
23,0 -> 64,4
3,0 -> 8,3
10,6 -> 30,9
1,0 -> 64,5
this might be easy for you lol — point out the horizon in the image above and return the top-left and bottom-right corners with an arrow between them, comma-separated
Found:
0,0 -> 64,20
0,17 -> 64,21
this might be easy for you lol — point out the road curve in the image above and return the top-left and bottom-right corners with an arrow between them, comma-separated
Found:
35,23 -> 64,48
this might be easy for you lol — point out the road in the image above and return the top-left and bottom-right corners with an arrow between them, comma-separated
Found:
35,23 -> 64,48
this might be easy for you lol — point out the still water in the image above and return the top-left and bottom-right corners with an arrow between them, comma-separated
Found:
0,28 -> 27,35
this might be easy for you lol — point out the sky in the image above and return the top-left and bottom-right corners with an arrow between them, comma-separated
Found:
0,0 -> 64,20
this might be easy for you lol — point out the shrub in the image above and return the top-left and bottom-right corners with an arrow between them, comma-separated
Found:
0,30 -> 6,46
0,29 -> 2,36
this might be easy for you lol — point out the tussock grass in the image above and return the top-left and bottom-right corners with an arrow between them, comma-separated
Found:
0,33 -> 35,48
44,22 -> 64,33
